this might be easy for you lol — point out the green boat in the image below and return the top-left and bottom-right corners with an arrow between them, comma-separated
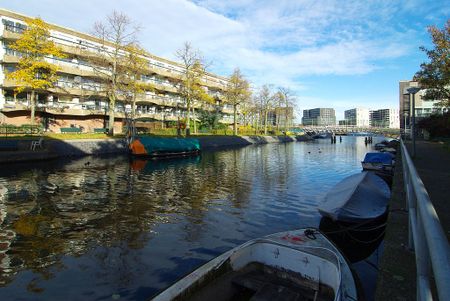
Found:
129,137 -> 201,157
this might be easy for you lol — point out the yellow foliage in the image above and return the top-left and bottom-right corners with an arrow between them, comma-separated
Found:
6,17 -> 65,93
13,215 -> 49,236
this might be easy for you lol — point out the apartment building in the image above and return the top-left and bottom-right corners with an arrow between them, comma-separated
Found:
369,109 -> 399,128
399,80 -> 447,131
343,108 -> 370,127
302,108 -> 336,126
267,107 -> 294,128
0,9 -> 233,133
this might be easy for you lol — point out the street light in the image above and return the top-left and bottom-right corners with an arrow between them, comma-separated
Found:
407,87 -> 421,158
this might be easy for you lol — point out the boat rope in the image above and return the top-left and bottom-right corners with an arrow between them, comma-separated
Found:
345,228 -> 387,245
304,228 -> 317,240
320,220 -> 388,235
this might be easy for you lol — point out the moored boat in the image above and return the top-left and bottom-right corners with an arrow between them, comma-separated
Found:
129,137 -> 201,158
295,134 -> 313,141
361,152 -> 394,173
374,140 -> 389,150
313,132 -> 332,139
153,228 -> 358,301
379,147 -> 396,155
318,172 -> 390,223
319,215 -> 387,263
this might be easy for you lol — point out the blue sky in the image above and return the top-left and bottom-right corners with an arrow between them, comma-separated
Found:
0,0 -> 448,121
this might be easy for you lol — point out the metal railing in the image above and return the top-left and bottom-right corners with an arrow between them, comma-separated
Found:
401,140 -> 450,301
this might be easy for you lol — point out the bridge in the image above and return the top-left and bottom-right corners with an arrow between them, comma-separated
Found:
294,125 -> 400,136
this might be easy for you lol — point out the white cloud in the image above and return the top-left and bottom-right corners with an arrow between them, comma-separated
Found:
0,0 -> 445,114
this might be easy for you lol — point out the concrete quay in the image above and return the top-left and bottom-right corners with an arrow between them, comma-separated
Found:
0,135 -> 296,163
375,140 -> 450,301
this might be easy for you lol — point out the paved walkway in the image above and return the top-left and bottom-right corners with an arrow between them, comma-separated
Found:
408,141 -> 450,238
375,140 -> 449,301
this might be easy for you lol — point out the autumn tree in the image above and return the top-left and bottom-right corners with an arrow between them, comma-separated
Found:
257,85 -> 275,135
123,43 -> 154,119
176,42 -> 213,135
225,68 -> 251,135
277,87 -> 296,131
7,17 -> 65,125
92,11 -> 140,135
414,20 -> 450,107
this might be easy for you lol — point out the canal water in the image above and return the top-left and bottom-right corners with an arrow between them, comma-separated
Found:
0,136 -> 385,300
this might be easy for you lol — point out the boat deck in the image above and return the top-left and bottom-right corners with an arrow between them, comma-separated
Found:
186,262 -> 334,301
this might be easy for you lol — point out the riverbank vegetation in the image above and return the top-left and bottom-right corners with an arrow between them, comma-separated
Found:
414,20 -> 449,108
418,112 -> 450,139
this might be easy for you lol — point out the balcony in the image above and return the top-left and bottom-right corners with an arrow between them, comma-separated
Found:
51,82 -> 107,98
1,30 -> 21,40
52,60 -> 99,77
2,54 -> 20,63
1,102 -> 30,112
2,78 -> 22,88
148,65 -> 182,81
0,100 -> 121,117
221,105 -> 234,114
151,81 -> 178,94
58,44 -> 102,61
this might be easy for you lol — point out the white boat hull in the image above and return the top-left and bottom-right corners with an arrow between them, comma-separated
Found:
153,229 -> 358,301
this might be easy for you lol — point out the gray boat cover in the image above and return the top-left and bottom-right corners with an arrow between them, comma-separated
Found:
318,172 -> 390,222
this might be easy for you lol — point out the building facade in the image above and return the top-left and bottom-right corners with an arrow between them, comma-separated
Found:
369,109 -> 399,128
0,9 -> 233,133
267,107 -> 294,128
302,108 -> 336,126
343,108 -> 370,127
399,80 -> 447,132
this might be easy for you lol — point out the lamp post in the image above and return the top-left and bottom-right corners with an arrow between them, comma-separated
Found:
407,87 -> 420,158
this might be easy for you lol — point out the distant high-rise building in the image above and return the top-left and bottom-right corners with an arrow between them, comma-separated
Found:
344,108 -> 370,127
302,108 -> 336,126
370,109 -> 399,128
399,80 -> 447,132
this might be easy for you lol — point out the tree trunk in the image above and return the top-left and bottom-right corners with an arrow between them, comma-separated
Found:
192,107 -> 197,134
30,90 -> 36,125
233,104 -> 238,135
285,100 -> 289,132
108,96 -> 115,136
276,108 -> 280,131
264,110 -> 268,135
186,98 -> 191,136
109,57 -> 118,136
132,94 -> 136,120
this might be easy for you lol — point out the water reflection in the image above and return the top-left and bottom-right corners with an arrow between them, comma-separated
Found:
0,136 -> 385,300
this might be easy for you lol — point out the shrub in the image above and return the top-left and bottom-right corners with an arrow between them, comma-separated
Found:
417,112 -> 450,138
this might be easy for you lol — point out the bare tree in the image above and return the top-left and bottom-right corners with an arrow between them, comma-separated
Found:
91,11 -> 140,135
278,87 -> 296,131
257,85 -> 275,135
176,42 -> 212,136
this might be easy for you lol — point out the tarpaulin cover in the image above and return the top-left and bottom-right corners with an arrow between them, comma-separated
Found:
363,152 -> 393,164
318,172 -> 390,222
136,137 -> 200,154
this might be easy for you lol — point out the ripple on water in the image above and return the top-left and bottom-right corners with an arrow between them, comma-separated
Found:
0,137 -> 378,301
